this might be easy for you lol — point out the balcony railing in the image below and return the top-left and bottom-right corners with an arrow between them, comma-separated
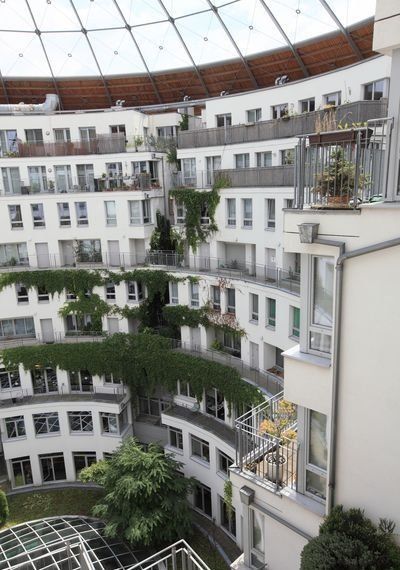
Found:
294,117 -> 392,209
128,540 -> 211,570
235,392 -> 298,492
177,100 -> 388,148
172,166 -> 294,189
0,384 -> 126,407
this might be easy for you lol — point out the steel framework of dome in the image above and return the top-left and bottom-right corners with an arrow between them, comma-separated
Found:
0,0 -> 376,109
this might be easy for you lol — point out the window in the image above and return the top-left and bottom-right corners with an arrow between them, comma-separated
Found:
105,282 -> 116,300
40,453 -> 66,482
220,496 -> 236,536
226,198 -> 236,227
8,205 -> 23,229
75,201 -> 88,226
37,285 -> 49,302
291,306 -> 300,339
53,128 -> 71,142
285,198 -> 294,209
73,452 -> 96,477
178,381 -> 195,398
110,124 -> 126,136
31,368 -> 57,394
28,166 -> 48,193
16,283 -> 28,303
104,373 -> 121,384
54,165 -> 72,193
256,151 -> 272,168
235,153 -> 249,169
251,510 -> 265,569
68,411 -> 93,432
129,201 -> 141,224
306,410 -> 327,501
182,158 -> 197,187
11,457 -> 33,487
272,103 -> 288,119
57,202 -> 71,227
216,113 -> 231,128
363,79 -> 388,101
176,202 -> 185,224
100,412 -> 119,435
2,167 -> 21,194
0,243 -> 28,267
157,125 -> 176,137
191,435 -> 210,463
169,427 -> 183,450
138,396 -> 167,417
212,285 -> 221,311
190,282 -> 199,307
79,127 -> 96,141
265,198 -> 275,229
25,129 -> 43,144
266,298 -> 276,328
205,388 -> 225,421
250,293 -> 259,322
104,201 -> 117,226
106,162 -> 123,189
227,288 -> 235,314
217,451 -> 233,476
300,98 -> 315,113
0,317 -> 35,339
5,416 -> 25,439
205,156 -> 221,185
0,369 -> 20,390
195,483 -> 212,516
170,282 -> 179,305
0,129 -> 17,156
142,199 -> 151,224
310,256 -> 334,355
33,413 -> 60,436
324,91 -> 341,106
127,281 -> 143,301
246,108 -> 262,122
280,149 -> 295,165
31,203 -> 45,228
77,164 -> 94,192
69,370 -> 93,392
223,332 -> 241,358
75,239 -> 102,263
242,198 -> 253,228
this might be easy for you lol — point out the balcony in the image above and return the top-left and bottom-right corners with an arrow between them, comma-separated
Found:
294,117 -> 391,209
172,166 -> 294,189
235,392 -> 298,493
129,540 -> 211,570
0,385 -> 126,408
177,100 -> 388,149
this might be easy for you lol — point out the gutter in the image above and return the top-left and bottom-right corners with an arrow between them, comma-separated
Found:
313,235 -> 400,512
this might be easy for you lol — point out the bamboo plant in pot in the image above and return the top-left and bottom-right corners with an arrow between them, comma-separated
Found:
259,400 -> 296,485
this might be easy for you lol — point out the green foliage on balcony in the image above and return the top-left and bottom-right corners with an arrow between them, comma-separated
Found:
1,333 -> 261,407
162,304 -> 245,337
0,269 -> 104,297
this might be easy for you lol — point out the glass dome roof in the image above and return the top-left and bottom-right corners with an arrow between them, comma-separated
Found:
0,0 -> 375,78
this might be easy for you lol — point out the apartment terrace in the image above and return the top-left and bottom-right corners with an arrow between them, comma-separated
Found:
235,393 -> 298,493
172,165 -> 294,189
177,100 -> 388,149
0,386 -> 126,408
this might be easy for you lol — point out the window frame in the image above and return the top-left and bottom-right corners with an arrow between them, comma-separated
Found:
226,198 -> 236,227
8,204 -> 23,229
33,412 -> 60,436
308,255 -> 334,357
191,435 -> 210,463
169,427 -> 183,450
246,108 -> 262,123
265,198 -> 276,230
266,297 -> 276,329
5,415 -> 26,439
249,293 -> 259,323
68,411 -> 93,433
242,198 -> 253,228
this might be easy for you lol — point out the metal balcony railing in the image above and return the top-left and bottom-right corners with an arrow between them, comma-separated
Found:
128,540 -> 211,570
235,392 -> 298,492
294,117 -> 392,209
177,100 -> 388,149
0,384 -> 126,407
172,166 -> 295,189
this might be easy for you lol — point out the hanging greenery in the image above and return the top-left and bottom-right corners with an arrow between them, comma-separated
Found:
178,113 -> 189,131
59,293 -> 112,332
149,211 -> 178,252
1,333 -> 262,408
223,480 -> 233,521
162,304 -> 245,337
0,269 -> 104,297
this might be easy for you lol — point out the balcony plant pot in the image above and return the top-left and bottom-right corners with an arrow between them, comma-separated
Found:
265,452 -> 286,484
309,128 -> 373,145
281,114 -> 291,122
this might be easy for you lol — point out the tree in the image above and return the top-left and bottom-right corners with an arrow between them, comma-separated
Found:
79,437 -> 195,547
301,505 -> 400,569
0,490 -> 9,526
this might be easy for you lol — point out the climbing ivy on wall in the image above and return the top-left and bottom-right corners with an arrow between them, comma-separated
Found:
0,269 -> 104,297
1,333 -> 262,408
162,304 -> 245,337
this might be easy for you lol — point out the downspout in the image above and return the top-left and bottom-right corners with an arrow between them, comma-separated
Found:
0,94 -> 59,114
313,235 -> 400,513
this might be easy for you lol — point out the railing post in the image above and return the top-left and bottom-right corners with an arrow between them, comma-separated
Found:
275,438 -> 280,492
172,546 -> 177,570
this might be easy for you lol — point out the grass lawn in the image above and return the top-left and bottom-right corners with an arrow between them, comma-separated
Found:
4,488 -> 103,528
190,532 -> 229,570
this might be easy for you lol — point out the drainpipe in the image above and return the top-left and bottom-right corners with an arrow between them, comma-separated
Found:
0,94 -> 59,114
311,234 -> 400,513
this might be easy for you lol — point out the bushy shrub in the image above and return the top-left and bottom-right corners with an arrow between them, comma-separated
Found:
0,490 -> 9,526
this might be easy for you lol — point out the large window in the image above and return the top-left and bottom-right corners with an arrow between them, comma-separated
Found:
5,416 -> 25,439
169,427 -> 183,450
216,113 -> 231,128
69,370 -> 93,392
8,205 -> 23,229
57,202 -> 71,227
280,148 -> 295,165
246,108 -> 262,122
77,164 -> 94,192
31,203 -> 45,228
265,198 -> 275,229
73,452 -> 96,477
129,200 -> 151,224
364,79 -> 388,101
191,435 -> 210,463
266,298 -> 276,328
182,158 -> 197,187
223,332 -> 241,358
256,151 -> 272,168
194,483 -> 212,517
54,165 -> 72,193
33,412 -> 60,436
310,256 -> 334,355
242,198 -> 253,228
75,202 -> 88,226
205,388 -> 225,421
31,368 -> 57,394
226,198 -> 236,227
40,453 -> 66,482
2,167 -> 21,194
190,282 -> 199,307
68,411 -> 93,433
28,166 -> 48,193
106,162 -> 123,189
11,456 -> 33,487
235,153 -> 250,169
250,293 -> 259,323
104,201 -> 117,226
306,410 -> 327,501
219,497 -> 236,537
75,239 -> 102,263
0,317 -> 35,339
100,412 -> 119,435
0,242 -> 28,267
251,510 -> 265,569
0,368 -> 20,391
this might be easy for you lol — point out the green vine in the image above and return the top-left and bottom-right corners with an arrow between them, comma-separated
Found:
0,269 -> 103,297
1,334 -> 262,408
59,293 -> 112,332
224,480 -> 233,521
162,304 -> 245,337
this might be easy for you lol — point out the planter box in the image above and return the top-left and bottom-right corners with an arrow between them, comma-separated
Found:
309,128 -> 373,145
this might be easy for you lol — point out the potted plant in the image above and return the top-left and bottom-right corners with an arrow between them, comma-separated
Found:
133,136 -> 144,151
259,400 -> 296,485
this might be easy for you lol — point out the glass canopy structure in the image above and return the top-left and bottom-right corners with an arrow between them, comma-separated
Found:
0,0 -> 375,79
